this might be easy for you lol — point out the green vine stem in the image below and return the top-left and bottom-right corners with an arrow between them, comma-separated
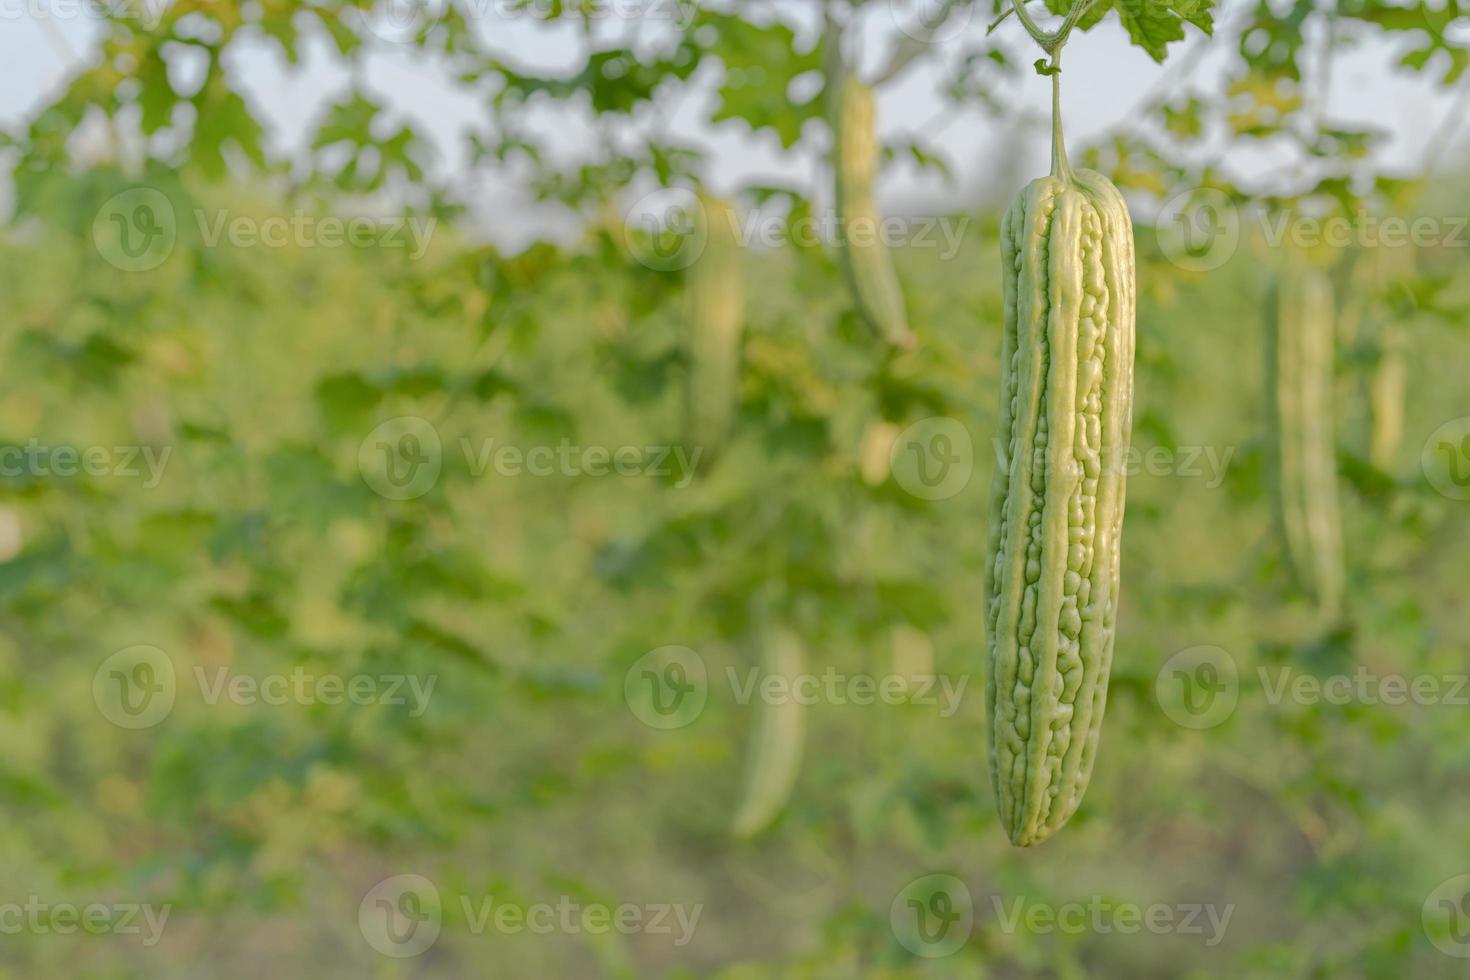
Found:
1008,0 -> 1094,182
1048,50 -> 1074,182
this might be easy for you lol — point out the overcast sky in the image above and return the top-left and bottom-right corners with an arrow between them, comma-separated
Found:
2,1 -> 1465,246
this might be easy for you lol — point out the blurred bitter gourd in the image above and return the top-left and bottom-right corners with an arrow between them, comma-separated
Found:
830,68 -> 914,349
1364,244 -> 1415,471
731,627 -> 806,837
1368,326 -> 1405,471
684,194 -> 745,457
984,63 -> 1136,847
1266,258 -> 1344,616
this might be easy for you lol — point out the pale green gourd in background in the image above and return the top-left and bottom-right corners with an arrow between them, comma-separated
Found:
683,194 -> 745,459
829,54 -> 915,350
731,627 -> 806,838
1266,258 -> 1345,617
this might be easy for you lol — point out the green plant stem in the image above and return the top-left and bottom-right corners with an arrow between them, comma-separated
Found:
1050,50 -> 1074,183
1007,0 -> 1089,182
1008,0 -> 1095,53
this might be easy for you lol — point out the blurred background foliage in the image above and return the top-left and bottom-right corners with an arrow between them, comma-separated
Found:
2,0 -> 1470,976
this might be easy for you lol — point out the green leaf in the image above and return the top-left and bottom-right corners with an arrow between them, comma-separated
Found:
1115,0 -> 1207,63
701,13 -> 824,149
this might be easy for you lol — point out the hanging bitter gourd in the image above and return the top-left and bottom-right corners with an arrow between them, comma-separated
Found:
829,53 -> 915,349
859,420 -> 901,486
983,36 -> 1136,846
731,627 -> 806,837
1368,326 -> 1405,471
1364,243 -> 1415,471
1266,257 -> 1344,616
684,193 -> 745,458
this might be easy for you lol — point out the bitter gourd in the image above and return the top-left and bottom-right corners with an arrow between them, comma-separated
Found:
830,60 -> 915,349
1368,327 -> 1405,471
731,627 -> 806,837
1364,244 -> 1415,471
859,420 -> 901,486
684,193 -> 745,457
984,60 -> 1136,847
1266,257 -> 1344,616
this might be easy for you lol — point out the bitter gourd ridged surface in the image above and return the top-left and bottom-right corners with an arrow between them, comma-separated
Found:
1266,263 -> 1344,615
684,194 -> 745,458
832,76 -> 914,349
984,168 -> 1136,847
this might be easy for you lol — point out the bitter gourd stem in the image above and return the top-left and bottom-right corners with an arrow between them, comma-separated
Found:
1049,51 -> 1074,184
1008,0 -> 1095,53
1006,0 -> 1087,184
